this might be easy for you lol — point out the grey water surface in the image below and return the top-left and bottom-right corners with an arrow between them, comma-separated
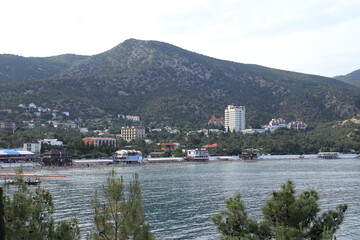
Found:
20,159 -> 360,239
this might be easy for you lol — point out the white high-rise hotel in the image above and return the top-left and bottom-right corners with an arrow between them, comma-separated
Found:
225,105 -> 246,132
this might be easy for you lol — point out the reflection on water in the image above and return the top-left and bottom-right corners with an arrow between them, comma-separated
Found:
4,159 -> 360,239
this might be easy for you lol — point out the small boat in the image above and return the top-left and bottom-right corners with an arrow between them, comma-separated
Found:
1,173 -> 65,186
25,178 -> 41,185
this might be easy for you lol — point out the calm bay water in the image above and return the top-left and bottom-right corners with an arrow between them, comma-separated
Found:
7,159 -> 360,239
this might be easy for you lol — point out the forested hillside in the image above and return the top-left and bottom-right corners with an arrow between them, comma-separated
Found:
0,54 -> 88,83
335,69 -> 360,87
0,39 -> 359,127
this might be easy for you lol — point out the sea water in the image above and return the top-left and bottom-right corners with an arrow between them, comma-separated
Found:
3,159 -> 360,239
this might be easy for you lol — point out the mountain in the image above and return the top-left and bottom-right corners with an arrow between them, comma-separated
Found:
0,39 -> 359,127
334,69 -> 360,87
0,54 -> 88,84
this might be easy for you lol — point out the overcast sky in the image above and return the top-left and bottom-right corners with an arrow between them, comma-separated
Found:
1,0 -> 360,77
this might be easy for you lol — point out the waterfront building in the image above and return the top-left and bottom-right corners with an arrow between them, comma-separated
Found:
23,141 -> 41,157
114,149 -> 143,164
241,148 -> 260,160
120,126 -> 146,141
42,150 -> 72,166
224,105 -> 246,132
318,152 -> 339,159
83,137 -> 117,147
0,149 -> 35,163
186,149 -> 210,161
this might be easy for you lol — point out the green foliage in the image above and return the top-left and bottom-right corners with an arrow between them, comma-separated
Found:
213,180 -> 347,240
53,218 -> 80,240
212,194 -> 271,240
1,39 -> 360,127
0,188 -> 5,240
0,54 -> 88,84
2,176 -> 80,240
90,170 -> 154,240
335,68 -> 360,87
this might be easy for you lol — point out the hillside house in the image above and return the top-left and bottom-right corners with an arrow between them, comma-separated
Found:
121,126 -> 146,141
0,122 -> 16,131
126,115 -> 140,122
83,137 -> 117,147
208,116 -> 225,126
287,121 -> 307,130
160,142 -> 179,152
262,118 -> 287,132
40,139 -> 64,146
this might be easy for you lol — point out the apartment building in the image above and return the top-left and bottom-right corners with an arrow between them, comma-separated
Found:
224,105 -> 246,132
120,126 -> 146,141
83,137 -> 117,147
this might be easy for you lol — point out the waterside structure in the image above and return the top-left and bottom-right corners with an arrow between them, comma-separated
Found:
317,152 -> 339,159
186,149 -> 210,161
114,149 -> 143,164
241,148 -> 260,160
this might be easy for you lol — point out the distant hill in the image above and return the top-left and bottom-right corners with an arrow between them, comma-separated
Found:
0,39 -> 359,127
0,54 -> 88,83
334,69 -> 360,87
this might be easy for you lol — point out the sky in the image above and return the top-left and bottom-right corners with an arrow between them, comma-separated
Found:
1,0 -> 360,77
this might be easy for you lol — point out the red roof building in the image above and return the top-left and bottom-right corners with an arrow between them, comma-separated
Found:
201,143 -> 218,148
208,116 -> 225,126
83,137 -> 117,147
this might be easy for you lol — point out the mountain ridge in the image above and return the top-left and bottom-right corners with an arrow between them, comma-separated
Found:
335,69 -> 360,87
0,53 -> 88,84
0,39 -> 359,127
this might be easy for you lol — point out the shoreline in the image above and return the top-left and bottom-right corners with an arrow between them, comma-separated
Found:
1,154 -> 358,172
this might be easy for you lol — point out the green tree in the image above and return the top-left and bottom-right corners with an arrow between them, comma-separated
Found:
213,180 -> 347,240
90,170 -> 154,240
0,187 -> 5,240
3,176 -> 80,240
53,218 -> 80,240
212,194 -> 271,240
